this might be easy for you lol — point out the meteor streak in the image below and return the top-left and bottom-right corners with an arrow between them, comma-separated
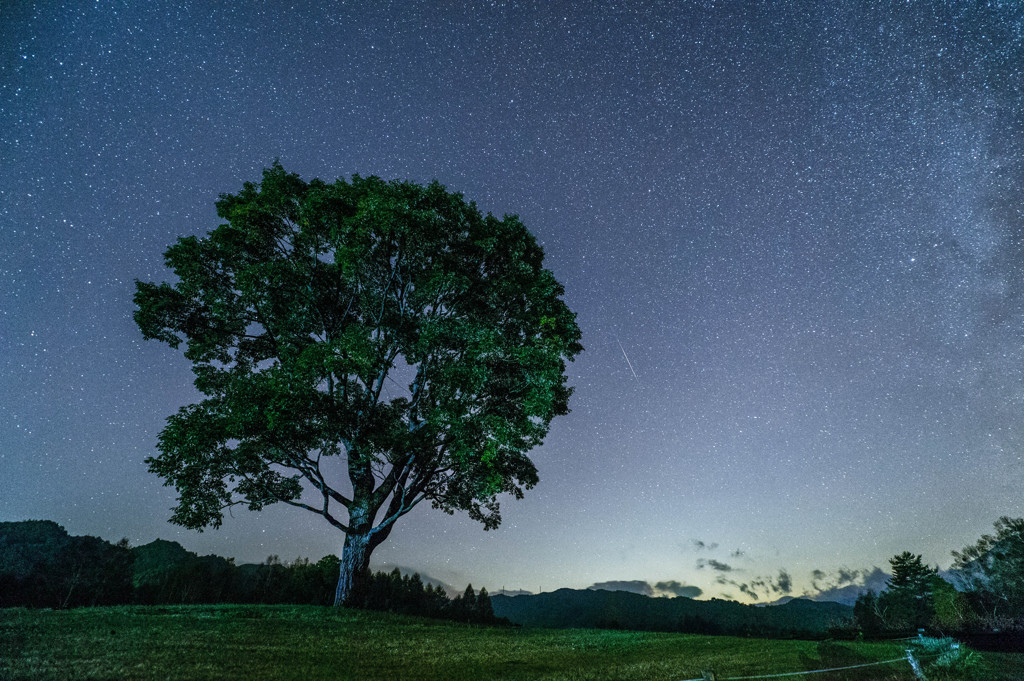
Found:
617,338 -> 639,383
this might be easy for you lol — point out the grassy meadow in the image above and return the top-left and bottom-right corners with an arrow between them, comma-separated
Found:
2,604 -> 1023,681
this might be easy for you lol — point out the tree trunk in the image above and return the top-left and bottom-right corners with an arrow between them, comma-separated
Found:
335,496 -> 378,608
333,517 -> 398,607
334,530 -> 373,606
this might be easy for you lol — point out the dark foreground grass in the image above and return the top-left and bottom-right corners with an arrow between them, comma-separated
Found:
1,604 -> 1022,681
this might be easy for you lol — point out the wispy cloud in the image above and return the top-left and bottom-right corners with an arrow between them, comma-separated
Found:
588,579 -> 702,599
697,558 -> 734,572
654,580 -> 703,598
718,566 -> 890,604
711,569 -> 795,602
715,576 -> 759,600
775,569 -> 792,594
802,566 -> 890,605
589,580 -> 654,596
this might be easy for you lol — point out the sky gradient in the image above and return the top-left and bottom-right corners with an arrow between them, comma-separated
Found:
3,1 -> 1024,603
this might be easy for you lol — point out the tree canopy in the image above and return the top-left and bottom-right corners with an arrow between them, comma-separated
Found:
134,162 -> 582,603
879,552 -> 939,631
952,516 -> 1024,616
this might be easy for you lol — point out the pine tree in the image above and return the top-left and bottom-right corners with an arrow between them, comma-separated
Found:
406,572 -> 425,615
476,586 -> 495,622
466,584 -> 478,621
879,552 -> 938,631
853,590 -> 884,636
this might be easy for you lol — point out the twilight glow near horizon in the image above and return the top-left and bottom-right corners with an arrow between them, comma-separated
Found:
3,2 -> 1024,603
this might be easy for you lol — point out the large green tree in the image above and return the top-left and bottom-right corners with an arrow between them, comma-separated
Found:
952,516 -> 1024,618
878,551 -> 939,631
134,163 -> 582,605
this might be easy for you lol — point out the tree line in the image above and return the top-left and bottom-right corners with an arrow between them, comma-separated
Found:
347,569 -> 500,624
853,517 -> 1024,642
0,520 -> 503,625
6,516 -> 1024,639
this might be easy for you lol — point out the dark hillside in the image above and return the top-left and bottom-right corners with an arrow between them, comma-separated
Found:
0,521 -> 132,608
492,588 -> 851,638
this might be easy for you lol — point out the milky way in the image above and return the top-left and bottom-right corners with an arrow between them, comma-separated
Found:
2,2 -> 1023,601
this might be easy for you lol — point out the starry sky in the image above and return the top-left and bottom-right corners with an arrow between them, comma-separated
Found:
3,1 -> 1024,603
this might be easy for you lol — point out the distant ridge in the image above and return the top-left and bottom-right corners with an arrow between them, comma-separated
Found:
492,588 -> 851,638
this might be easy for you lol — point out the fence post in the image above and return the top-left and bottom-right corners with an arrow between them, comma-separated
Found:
905,648 -> 927,680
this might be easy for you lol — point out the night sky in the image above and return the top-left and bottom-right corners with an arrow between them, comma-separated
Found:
3,1 -> 1024,603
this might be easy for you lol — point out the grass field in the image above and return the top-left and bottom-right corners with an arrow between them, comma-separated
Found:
2,604 -> 1023,680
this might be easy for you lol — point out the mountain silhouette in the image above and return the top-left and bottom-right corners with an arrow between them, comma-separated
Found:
492,588 -> 852,638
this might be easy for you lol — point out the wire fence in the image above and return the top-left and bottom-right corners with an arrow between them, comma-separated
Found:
676,643 -> 948,681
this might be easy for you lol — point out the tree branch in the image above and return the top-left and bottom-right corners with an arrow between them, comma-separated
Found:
277,496 -> 348,532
